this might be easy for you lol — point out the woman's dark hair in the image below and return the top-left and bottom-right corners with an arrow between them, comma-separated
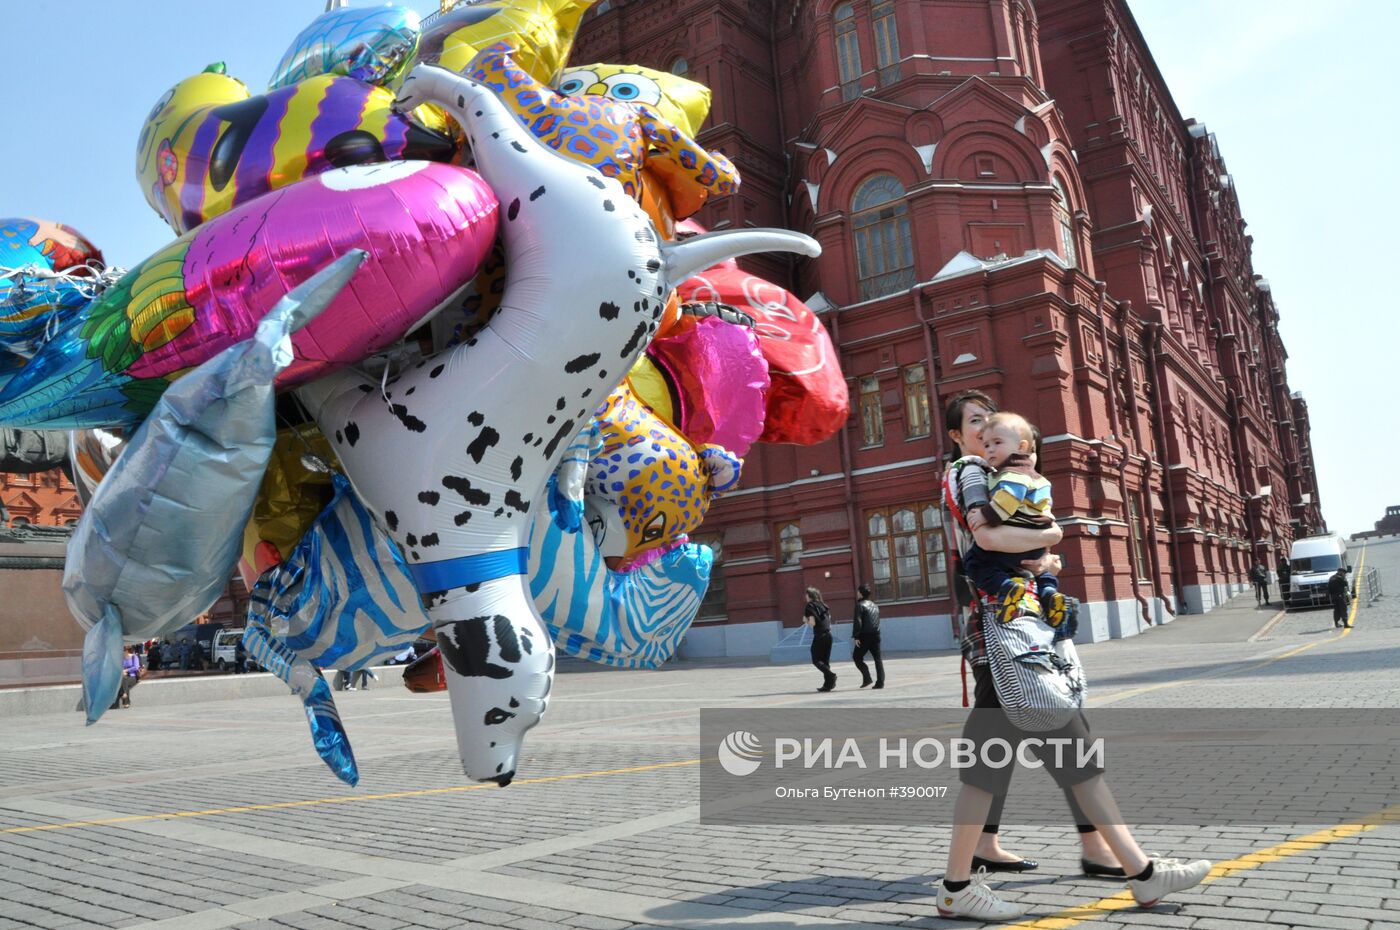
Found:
943,389 -> 997,434
805,586 -> 825,604
857,584 -> 871,599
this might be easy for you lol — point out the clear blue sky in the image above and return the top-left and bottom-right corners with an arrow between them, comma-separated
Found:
2,1 -> 1387,537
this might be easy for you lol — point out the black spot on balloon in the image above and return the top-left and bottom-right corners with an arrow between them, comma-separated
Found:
646,258 -> 660,273
510,140 -> 527,153
510,456 -> 523,481
453,511 -> 472,526
334,430 -> 343,444
344,422 -> 360,446
430,364 -> 445,378
384,510 -> 399,531
522,432 -> 533,444
420,533 -> 440,547
509,697 -> 520,708
529,185 -> 546,201
466,427 -> 500,464
603,200 -> 615,212
620,320 -> 648,358
598,300 -> 620,320
417,491 -> 440,506
436,618 -> 512,677
555,397 -> 567,410
587,176 -> 605,189
457,94 -> 465,108
389,404 -> 426,432
504,490 -> 529,514
507,198 -> 520,221
443,475 -> 490,506
565,352 -> 600,373
468,411 -> 485,427
542,418 -> 577,460
406,533 -> 418,547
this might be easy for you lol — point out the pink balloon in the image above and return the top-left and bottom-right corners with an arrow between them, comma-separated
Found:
647,316 -> 769,457
127,161 -> 500,388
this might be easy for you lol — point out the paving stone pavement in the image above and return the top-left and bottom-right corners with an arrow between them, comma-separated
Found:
1,539 -> 1396,929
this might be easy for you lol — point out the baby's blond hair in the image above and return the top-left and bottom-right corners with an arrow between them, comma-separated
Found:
983,411 -> 1035,445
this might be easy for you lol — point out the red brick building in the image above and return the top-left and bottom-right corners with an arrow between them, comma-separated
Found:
574,0 -> 1325,655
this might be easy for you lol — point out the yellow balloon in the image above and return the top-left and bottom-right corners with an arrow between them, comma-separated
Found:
415,0 -> 592,83
556,63 -> 712,137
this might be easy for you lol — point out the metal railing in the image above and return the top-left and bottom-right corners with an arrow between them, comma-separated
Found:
1362,565 -> 1383,607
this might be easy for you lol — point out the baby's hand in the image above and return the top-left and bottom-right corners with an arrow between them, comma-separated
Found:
967,509 -> 988,531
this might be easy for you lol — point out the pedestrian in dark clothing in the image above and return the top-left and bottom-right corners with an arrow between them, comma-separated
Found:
1277,556 -> 1291,604
851,584 -> 884,689
234,638 -> 248,674
1250,563 -> 1269,606
147,641 -> 163,672
804,586 -> 836,692
1328,567 -> 1352,628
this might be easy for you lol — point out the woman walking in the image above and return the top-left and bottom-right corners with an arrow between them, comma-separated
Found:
803,587 -> 836,692
936,390 -> 1210,919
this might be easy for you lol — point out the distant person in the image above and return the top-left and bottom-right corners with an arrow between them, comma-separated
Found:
851,585 -> 884,690
146,641 -> 163,673
1250,563 -> 1269,607
112,646 -> 142,709
1277,555 -> 1291,604
234,638 -> 248,674
803,587 -> 836,692
1328,566 -> 1352,628
349,667 -> 378,690
178,640 -> 192,670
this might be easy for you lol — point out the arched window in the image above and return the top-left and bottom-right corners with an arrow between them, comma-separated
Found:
670,57 -> 688,77
872,0 -> 900,83
779,523 -> 803,565
834,3 -> 862,100
852,174 -> 915,299
1052,176 -> 1078,268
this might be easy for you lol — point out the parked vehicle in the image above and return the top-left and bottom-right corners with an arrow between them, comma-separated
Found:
210,628 -> 260,671
1285,534 -> 1351,609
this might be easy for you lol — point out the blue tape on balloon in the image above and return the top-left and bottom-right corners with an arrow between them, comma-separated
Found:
408,547 -> 528,594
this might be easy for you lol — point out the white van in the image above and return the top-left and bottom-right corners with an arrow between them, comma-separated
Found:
1285,534 -> 1350,609
210,628 -> 260,671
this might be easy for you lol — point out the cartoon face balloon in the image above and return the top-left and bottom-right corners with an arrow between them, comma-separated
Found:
136,66 -> 457,234
585,383 -> 741,567
556,63 -> 712,137
468,44 -> 737,220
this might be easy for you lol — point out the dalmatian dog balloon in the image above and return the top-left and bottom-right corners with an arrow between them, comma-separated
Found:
299,62 -> 819,785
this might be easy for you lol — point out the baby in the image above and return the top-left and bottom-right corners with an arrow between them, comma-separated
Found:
960,411 -> 1074,630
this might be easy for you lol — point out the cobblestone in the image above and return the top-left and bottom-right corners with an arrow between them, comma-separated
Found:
1,540 -> 1398,928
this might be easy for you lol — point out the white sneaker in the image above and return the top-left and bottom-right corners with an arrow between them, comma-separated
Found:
1128,856 -> 1212,907
937,868 -> 1028,920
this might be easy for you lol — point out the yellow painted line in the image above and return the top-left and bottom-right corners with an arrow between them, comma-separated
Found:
0,759 -> 700,835
1006,803 -> 1400,929
1246,607 -> 1288,642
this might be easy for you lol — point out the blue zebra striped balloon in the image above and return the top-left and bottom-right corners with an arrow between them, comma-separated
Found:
246,473 -> 431,672
530,477 -> 713,669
